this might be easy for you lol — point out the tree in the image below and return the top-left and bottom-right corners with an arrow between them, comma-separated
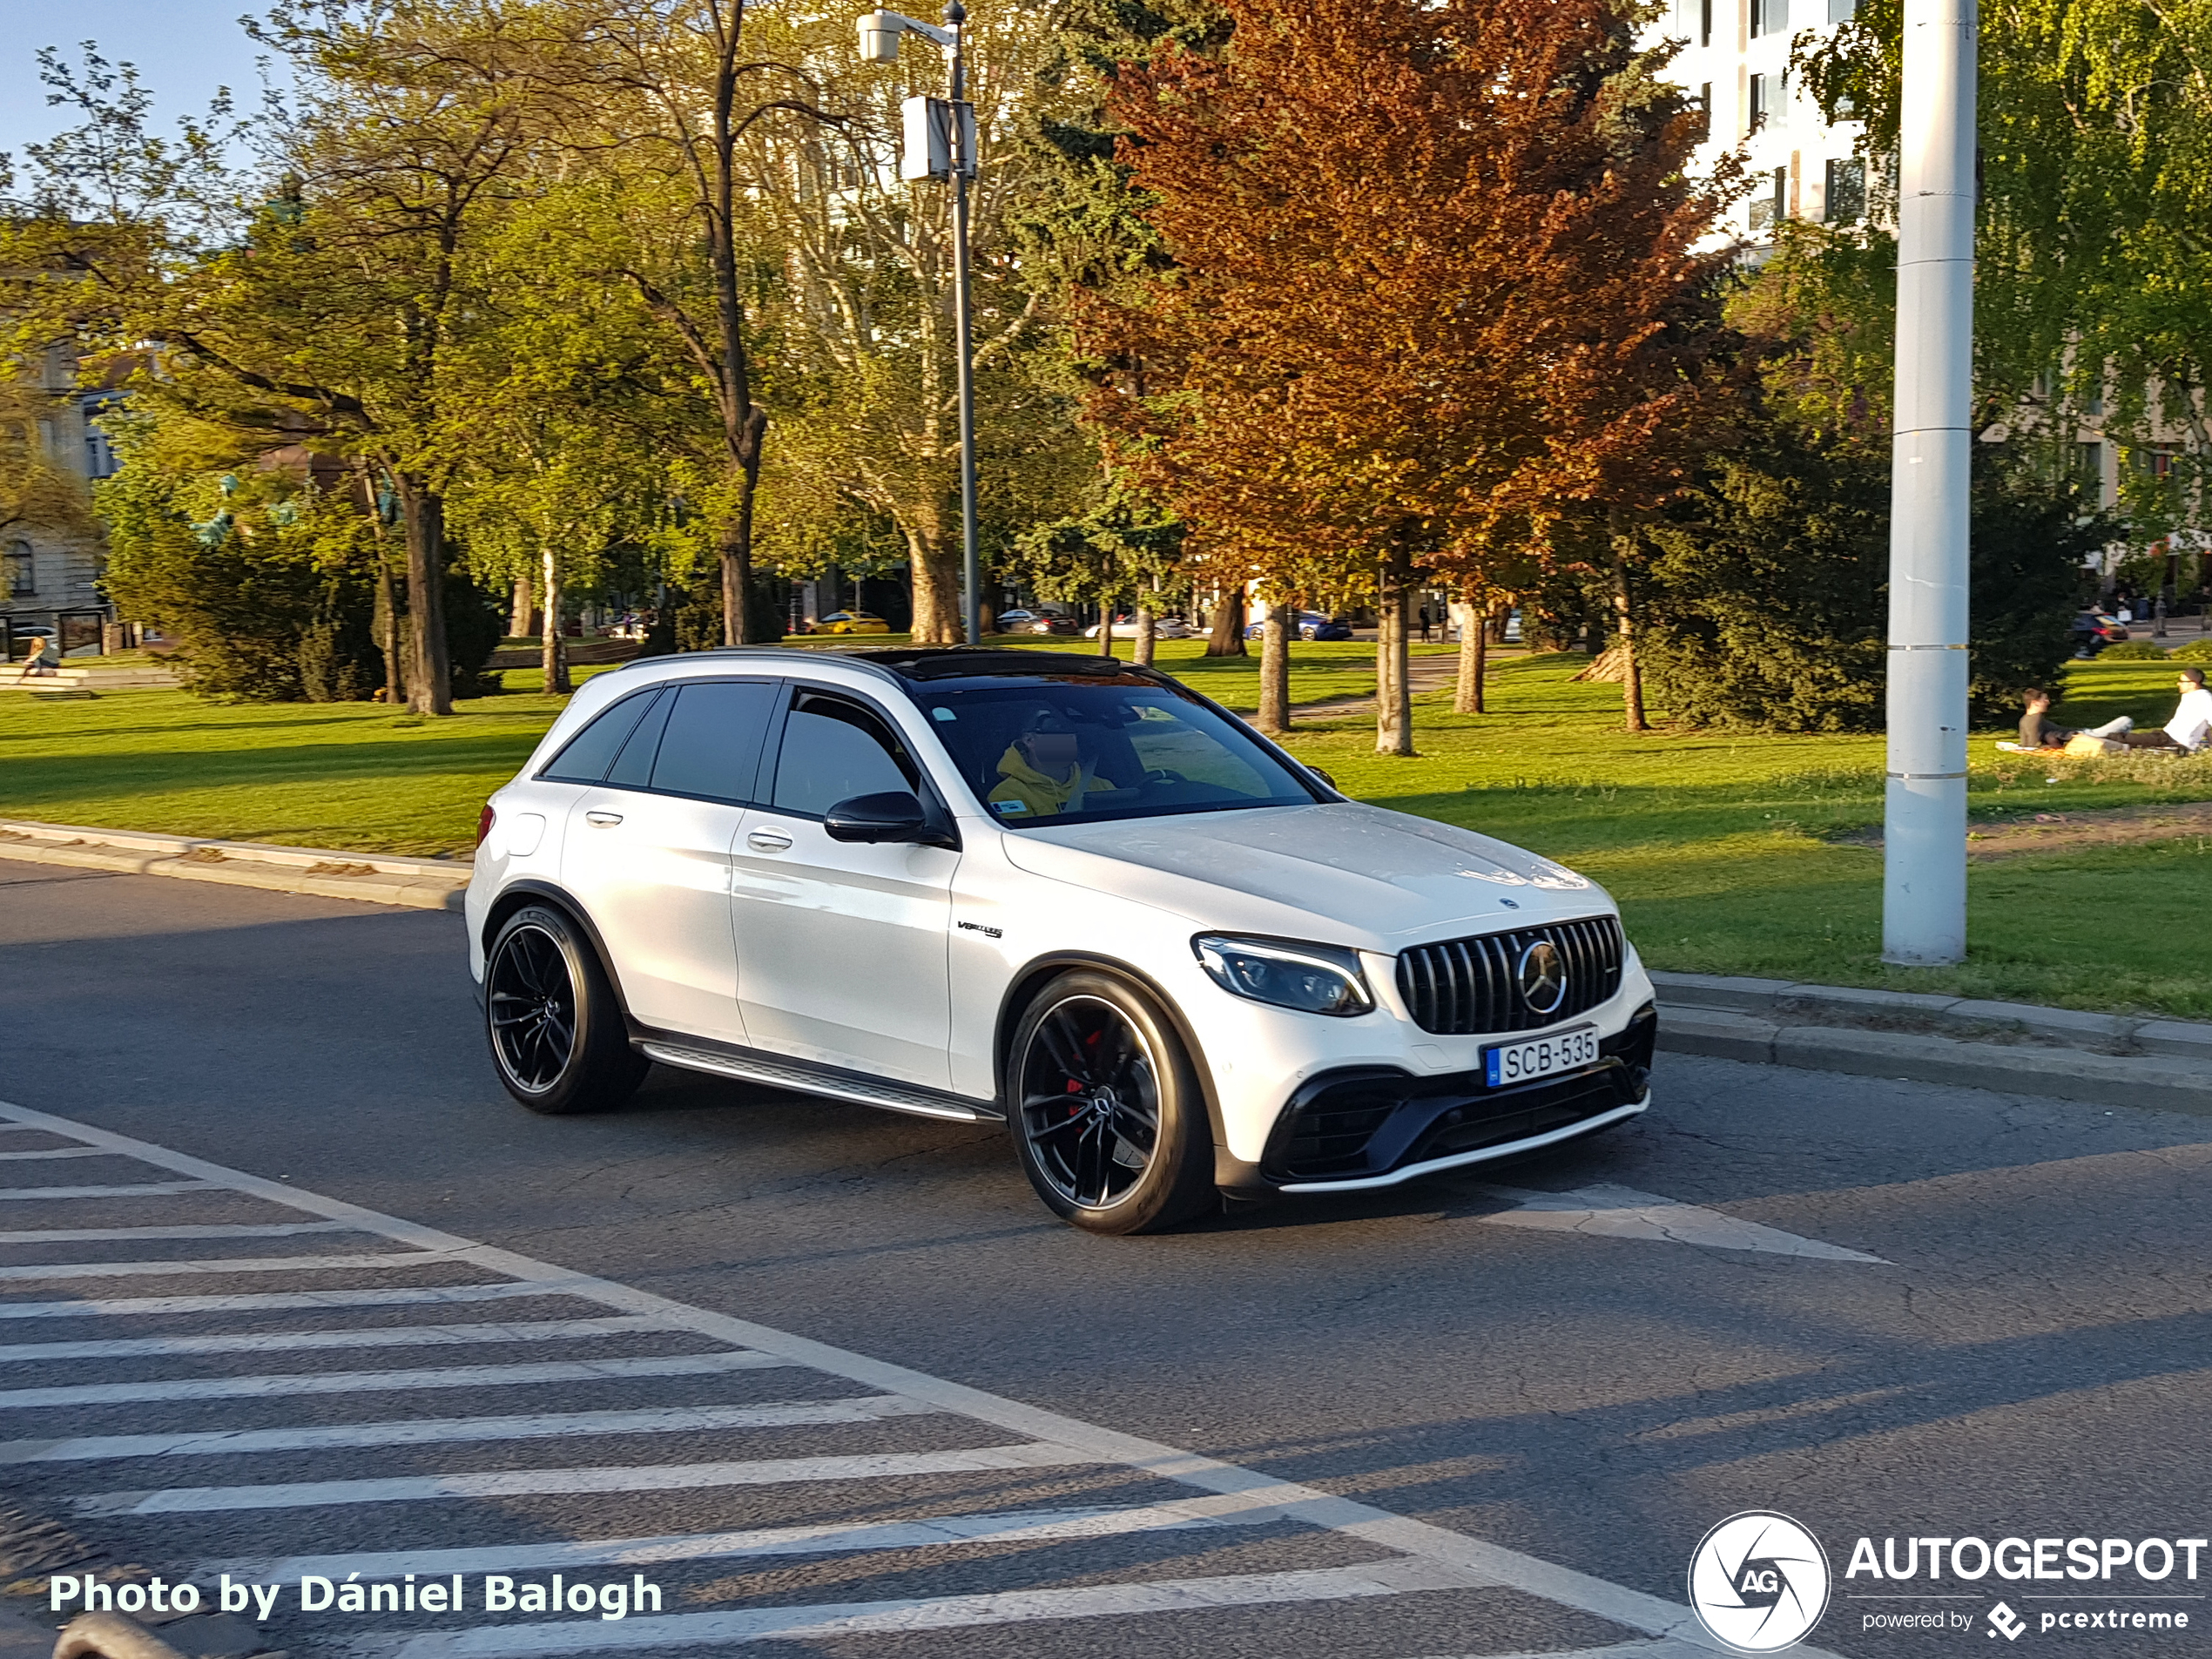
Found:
1088,0 -> 1730,754
0,377 -> 94,547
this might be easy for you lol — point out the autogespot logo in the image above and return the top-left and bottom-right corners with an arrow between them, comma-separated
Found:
1689,1511 -> 1834,1653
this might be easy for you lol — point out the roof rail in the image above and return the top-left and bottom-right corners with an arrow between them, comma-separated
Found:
608,645 -> 903,685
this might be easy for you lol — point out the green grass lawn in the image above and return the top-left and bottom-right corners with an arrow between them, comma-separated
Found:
3,643 -> 2207,1016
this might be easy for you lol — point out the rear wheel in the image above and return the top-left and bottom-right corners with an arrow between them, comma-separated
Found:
484,905 -> 648,1115
1008,971 -> 1215,1235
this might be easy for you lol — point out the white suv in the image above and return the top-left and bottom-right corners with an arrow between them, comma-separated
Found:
466,648 -> 1656,1234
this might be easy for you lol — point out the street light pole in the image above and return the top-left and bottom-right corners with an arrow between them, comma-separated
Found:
857,5 -> 982,646
946,3 -> 982,649
1881,0 -> 1977,965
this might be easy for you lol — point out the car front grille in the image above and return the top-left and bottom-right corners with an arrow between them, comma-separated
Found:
1395,914 -> 1624,1035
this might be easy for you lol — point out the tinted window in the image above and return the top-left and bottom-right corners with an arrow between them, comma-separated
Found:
606,687 -> 675,787
771,691 -> 921,817
540,688 -> 660,784
651,680 -> 779,803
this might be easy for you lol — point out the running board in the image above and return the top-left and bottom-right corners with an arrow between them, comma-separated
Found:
639,1042 -> 1003,1124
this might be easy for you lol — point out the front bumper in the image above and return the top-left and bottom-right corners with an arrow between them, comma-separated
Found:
1255,1003 -> 1656,1193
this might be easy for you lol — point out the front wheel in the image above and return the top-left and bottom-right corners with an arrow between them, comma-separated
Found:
1007,971 -> 1216,1235
484,905 -> 649,1115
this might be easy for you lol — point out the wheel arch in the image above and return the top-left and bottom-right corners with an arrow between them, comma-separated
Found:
994,951 -> 1231,1176
482,880 -> 637,1034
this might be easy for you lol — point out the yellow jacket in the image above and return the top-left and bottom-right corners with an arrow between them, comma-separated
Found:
988,745 -> 1123,819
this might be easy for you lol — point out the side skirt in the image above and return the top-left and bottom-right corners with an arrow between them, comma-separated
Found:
637,1035 -> 1005,1126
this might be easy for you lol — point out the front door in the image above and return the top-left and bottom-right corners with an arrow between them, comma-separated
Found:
558,677 -> 782,1047
726,685 -> 957,1088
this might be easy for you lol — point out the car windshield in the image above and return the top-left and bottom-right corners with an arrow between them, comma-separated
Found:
908,673 -> 1322,827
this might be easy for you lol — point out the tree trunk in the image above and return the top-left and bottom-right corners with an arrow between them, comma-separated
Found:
1205,585 -> 1246,656
906,502 -> 963,644
374,549 -> 405,706
1376,540 -> 1413,756
1609,534 -> 1647,732
509,575 -> 533,639
716,410 -> 771,646
1100,595 -> 1118,656
1258,601 -> 1291,734
1450,592 -> 1486,714
541,545 -> 570,696
397,474 -> 451,717
1134,604 -> 1157,667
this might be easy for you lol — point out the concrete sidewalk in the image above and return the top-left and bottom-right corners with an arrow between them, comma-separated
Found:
0,818 -> 469,910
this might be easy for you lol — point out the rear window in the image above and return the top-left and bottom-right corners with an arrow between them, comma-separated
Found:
540,689 -> 662,784
650,680 -> 781,803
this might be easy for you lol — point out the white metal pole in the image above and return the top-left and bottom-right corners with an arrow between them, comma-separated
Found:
1881,0 -> 1977,965
947,3 -> 982,648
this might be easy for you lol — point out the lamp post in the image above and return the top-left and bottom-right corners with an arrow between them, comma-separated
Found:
859,6 -> 982,648
1881,0 -> 1977,965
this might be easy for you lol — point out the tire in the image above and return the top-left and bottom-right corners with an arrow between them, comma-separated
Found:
483,905 -> 649,1115
1006,970 -> 1216,1236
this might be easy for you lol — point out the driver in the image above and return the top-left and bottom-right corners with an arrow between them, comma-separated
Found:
988,706 -> 1124,819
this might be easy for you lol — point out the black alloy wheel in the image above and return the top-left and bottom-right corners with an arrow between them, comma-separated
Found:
1008,971 -> 1215,1234
483,905 -> 649,1115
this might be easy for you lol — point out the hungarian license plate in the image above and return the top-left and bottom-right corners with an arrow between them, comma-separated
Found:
1484,1025 -> 1599,1088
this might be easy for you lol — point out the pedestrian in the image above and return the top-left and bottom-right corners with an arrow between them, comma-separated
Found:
1416,605 -> 1432,644
2010,688 -> 2131,751
17,632 -> 57,678
2155,594 -> 2168,637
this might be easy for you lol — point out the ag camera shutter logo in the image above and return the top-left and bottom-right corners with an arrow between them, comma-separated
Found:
1689,1511 -> 1832,1652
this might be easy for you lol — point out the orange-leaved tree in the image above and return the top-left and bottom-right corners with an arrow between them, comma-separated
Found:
1083,0 -> 1733,751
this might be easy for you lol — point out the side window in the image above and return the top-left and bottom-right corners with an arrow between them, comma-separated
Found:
605,687 -> 676,787
649,680 -> 779,804
770,691 -> 921,818
540,688 -> 662,784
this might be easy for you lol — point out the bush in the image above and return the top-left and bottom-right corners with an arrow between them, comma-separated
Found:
1639,424 -> 2101,732
2098,639 -> 2172,660
2170,638 -> 2212,664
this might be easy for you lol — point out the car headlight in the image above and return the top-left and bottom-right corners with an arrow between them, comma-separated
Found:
1192,935 -> 1373,1016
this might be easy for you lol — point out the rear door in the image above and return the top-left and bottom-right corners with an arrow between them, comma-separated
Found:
560,678 -> 781,1046
726,685 -> 958,1087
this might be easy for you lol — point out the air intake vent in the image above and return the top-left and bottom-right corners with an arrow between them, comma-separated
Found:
1395,916 -> 1624,1036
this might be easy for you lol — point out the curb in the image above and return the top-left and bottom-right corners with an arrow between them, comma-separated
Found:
1651,971 -> 2212,1115
0,819 -> 469,912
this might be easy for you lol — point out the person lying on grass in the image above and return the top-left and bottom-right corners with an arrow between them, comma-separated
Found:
2120,667 -> 2212,752
2016,688 -> 2133,750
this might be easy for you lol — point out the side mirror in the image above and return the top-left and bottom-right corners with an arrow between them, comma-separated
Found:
824,790 -> 940,845
1307,766 -> 1339,792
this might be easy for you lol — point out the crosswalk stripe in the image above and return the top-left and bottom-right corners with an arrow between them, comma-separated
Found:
0,1396 -> 941,1466
219,1499 -> 1261,1581
0,1147 -> 107,1161
0,1249 -> 469,1282
0,1348 -> 786,1410
0,1313 -> 670,1362
0,1221 -> 358,1244
0,1181 -> 219,1200
356,1557 -> 1495,1658
79,1440 -> 1101,1515
0,1281 -> 583,1320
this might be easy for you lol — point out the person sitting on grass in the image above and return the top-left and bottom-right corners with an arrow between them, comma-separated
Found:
2015,688 -> 2132,750
2121,667 -> 2212,752
988,707 -> 1126,819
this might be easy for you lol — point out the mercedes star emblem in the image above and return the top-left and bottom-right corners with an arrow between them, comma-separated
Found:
1517,939 -> 1568,1015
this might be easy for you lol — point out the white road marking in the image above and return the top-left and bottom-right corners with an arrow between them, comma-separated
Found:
0,1313 -> 671,1362
0,1348 -> 786,1409
0,1249 -> 470,1281
358,1557 -> 1496,1657
0,1281 -> 582,1320
0,1181 -> 219,1200
0,1220 -> 358,1244
0,1097 -> 1835,1659
214,1498 -> 1261,1581
0,1146 -> 108,1161
3,1396 -> 941,1466
80,1440 -> 1103,1515
1473,1183 -> 1889,1262
1406,1645 -> 1717,1659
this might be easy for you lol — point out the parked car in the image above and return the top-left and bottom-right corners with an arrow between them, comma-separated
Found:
1017,614 -> 1081,636
813,611 -> 892,636
1244,611 -> 1332,641
1309,617 -> 1355,641
467,647 -> 1656,1234
994,610 -> 1042,631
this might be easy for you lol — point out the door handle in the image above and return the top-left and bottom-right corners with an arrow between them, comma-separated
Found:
585,811 -> 624,827
746,827 -> 793,852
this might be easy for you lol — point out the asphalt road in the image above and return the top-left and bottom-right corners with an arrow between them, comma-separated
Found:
3,856 -> 2209,1659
